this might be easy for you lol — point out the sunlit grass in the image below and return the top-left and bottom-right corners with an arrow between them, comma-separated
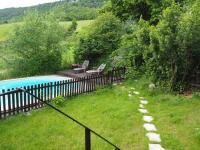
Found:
60,20 -> 93,32
1,77 -> 198,149
127,78 -> 200,150
0,84 -> 147,150
0,20 -> 93,42
0,22 -> 20,41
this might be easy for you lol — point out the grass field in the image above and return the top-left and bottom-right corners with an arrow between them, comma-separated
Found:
0,23 -> 19,41
0,20 -> 93,42
60,20 -> 93,32
0,80 -> 200,149
0,84 -> 147,150
127,79 -> 200,150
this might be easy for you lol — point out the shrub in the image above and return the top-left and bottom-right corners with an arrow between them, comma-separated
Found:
146,3 -> 183,91
65,19 -> 78,36
111,19 -> 150,78
100,0 -> 200,92
9,12 -> 64,76
146,1 -> 200,91
74,12 -> 123,66
52,96 -> 65,107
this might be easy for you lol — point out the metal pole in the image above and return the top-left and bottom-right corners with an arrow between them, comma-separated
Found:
85,128 -> 91,150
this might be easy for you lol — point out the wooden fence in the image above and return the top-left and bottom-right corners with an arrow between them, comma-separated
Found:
0,67 -> 126,119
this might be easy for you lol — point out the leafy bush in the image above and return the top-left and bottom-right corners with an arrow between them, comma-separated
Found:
109,0 -> 180,24
65,19 -> 78,37
75,12 -> 123,66
111,19 -> 150,78
52,96 -> 65,107
112,1 -> 200,91
9,12 -> 64,76
147,1 -> 200,91
146,3 -> 183,91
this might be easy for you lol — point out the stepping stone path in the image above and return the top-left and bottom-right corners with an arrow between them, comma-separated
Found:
134,90 -> 165,150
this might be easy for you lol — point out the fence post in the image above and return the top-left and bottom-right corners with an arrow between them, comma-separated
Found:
85,128 -> 91,150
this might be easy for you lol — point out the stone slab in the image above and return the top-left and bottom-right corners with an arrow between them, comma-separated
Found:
149,144 -> 165,150
133,91 -> 140,95
138,109 -> 148,114
146,132 -> 161,143
143,123 -> 157,131
140,100 -> 148,105
139,104 -> 144,108
143,116 -> 154,122
128,94 -> 132,97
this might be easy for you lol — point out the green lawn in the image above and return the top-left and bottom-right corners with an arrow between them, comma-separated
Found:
0,84 -> 147,150
0,80 -> 199,150
127,79 -> 200,150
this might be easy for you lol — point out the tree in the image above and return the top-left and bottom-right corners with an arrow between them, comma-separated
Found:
110,0 -> 152,21
75,12 -> 123,66
66,18 -> 78,36
10,12 -> 64,76
109,0 -> 183,24
146,3 -> 183,90
176,0 -> 200,88
111,19 -> 150,77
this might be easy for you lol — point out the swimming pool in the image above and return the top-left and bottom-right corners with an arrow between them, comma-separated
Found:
0,75 -> 76,112
0,75 -> 71,91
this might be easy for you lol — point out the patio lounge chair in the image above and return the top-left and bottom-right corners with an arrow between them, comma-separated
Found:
86,64 -> 106,75
73,60 -> 89,74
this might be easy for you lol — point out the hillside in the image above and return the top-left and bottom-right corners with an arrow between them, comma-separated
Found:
0,20 -> 92,42
0,0 -> 106,23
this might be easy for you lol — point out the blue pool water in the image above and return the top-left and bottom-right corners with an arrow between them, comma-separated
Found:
0,75 -> 71,91
0,75 -> 72,111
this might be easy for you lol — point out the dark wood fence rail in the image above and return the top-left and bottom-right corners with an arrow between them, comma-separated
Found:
0,67 -> 126,119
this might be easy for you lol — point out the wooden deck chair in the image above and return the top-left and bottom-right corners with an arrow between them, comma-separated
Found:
73,60 -> 89,73
86,64 -> 106,75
